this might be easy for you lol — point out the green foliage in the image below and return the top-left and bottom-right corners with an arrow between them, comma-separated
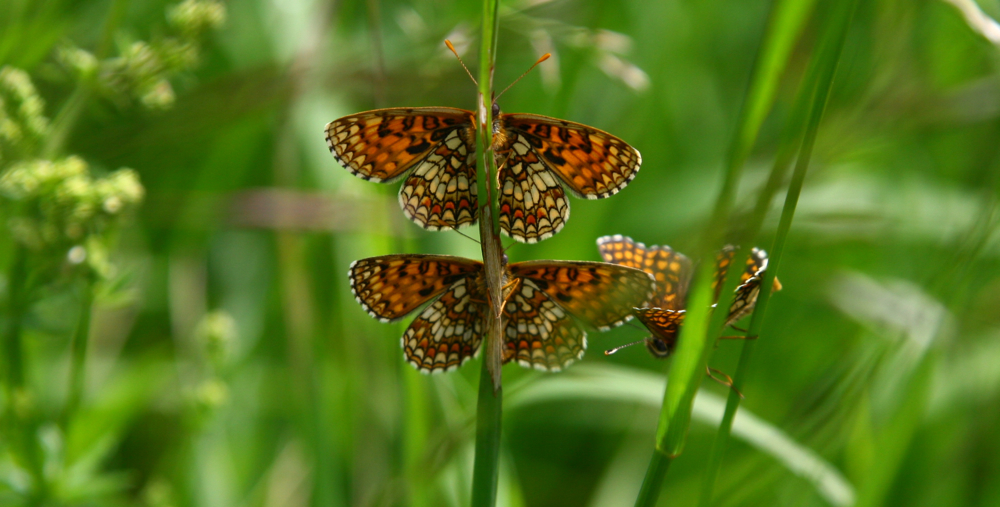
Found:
2,0 -> 1000,507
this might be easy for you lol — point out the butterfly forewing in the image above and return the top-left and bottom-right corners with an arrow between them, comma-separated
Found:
597,235 -> 692,310
509,261 -> 655,331
348,255 -> 482,322
502,279 -> 586,371
497,131 -> 570,243
403,278 -> 486,373
502,114 -> 641,199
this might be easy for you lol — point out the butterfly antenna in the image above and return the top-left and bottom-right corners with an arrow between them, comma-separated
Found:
495,53 -> 551,102
432,218 -> 481,244
605,338 -> 647,356
445,40 -> 478,87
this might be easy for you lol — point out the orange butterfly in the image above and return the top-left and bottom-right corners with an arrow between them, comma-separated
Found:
348,254 -> 654,373
325,48 -> 641,244
597,235 -> 782,358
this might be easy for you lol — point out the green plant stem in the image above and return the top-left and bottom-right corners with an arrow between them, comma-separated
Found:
470,0 -> 503,505
63,277 -> 95,425
633,0 -> 802,504
42,0 -> 131,158
3,246 -> 27,392
634,451 -> 673,506
697,1 -> 858,504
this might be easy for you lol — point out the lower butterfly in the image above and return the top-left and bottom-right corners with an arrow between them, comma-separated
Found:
348,254 -> 655,373
596,235 -> 782,358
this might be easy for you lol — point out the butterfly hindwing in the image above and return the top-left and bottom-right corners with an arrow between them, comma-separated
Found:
403,277 -> 486,373
502,113 -> 642,199
508,261 -> 655,331
498,131 -> 570,243
634,308 -> 686,358
399,126 -> 479,230
348,254 -> 482,322
502,279 -> 586,371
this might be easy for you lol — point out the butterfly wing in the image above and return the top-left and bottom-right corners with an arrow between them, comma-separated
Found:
497,131 -> 570,243
596,235 -> 692,310
725,247 -> 782,326
403,277 -> 486,373
508,261 -> 655,331
501,279 -> 586,371
634,308 -> 686,358
326,107 -> 479,231
502,113 -> 641,199
348,254 -> 482,322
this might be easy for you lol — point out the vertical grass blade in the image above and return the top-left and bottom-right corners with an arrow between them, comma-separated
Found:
633,0 -> 816,505
698,0 -> 860,504
471,0 -> 504,505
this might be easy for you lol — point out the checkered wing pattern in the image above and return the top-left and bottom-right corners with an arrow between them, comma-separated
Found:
348,255 -> 481,322
325,108 -> 478,231
508,261 -> 655,331
403,278 -> 486,373
501,279 -> 586,371
502,114 -> 642,199
634,308 -> 686,358
497,131 -> 570,243
596,235 -> 692,310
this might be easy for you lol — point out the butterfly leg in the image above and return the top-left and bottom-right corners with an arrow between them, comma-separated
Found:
718,334 -> 758,340
730,325 -> 748,333
706,366 -> 744,399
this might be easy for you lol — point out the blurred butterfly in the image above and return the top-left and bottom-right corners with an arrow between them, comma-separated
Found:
348,254 -> 655,373
325,44 -> 641,244
596,235 -> 782,358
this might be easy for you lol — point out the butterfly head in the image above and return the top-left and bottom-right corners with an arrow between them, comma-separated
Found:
644,337 -> 675,358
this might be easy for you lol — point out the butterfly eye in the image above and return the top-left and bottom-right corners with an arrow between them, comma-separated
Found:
502,253 -> 509,265
492,103 -> 501,117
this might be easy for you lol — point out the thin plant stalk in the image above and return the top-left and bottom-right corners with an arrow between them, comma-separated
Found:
633,0 -> 804,504
698,1 -> 859,504
470,0 -> 504,505
64,277 -> 96,425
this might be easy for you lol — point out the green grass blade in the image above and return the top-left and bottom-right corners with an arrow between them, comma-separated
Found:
633,0 -> 813,503
699,0 -> 860,504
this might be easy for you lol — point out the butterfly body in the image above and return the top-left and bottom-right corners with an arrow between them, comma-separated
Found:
596,235 -> 781,358
327,106 -> 641,243
349,254 -> 655,373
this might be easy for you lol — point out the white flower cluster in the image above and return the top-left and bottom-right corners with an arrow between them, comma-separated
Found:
0,156 -> 144,277
0,67 -> 50,163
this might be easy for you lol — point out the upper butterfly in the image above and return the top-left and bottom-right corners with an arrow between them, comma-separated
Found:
596,235 -> 782,358
348,254 -> 654,373
325,50 -> 641,243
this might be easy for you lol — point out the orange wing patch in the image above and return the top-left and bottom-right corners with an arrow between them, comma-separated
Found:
348,255 -> 482,322
634,308 -> 686,358
502,114 -> 641,200
597,235 -> 692,310
403,278 -> 486,373
509,261 -> 655,331
501,279 -> 586,371
497,132 -> 570,243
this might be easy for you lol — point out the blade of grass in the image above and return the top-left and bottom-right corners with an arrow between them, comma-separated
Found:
698,1 -> 859,504
471,0 -> 504,505
633,0 -> 808,503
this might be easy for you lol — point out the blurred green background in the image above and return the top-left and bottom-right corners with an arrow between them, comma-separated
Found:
1,0 -> 999,506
